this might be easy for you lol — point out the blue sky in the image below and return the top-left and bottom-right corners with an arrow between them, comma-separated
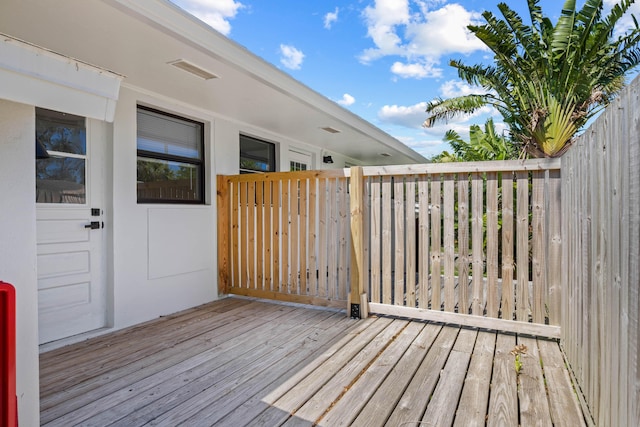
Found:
169,0 -> 639,158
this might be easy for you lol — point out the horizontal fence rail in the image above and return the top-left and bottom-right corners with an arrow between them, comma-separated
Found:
218,158 -> 561,336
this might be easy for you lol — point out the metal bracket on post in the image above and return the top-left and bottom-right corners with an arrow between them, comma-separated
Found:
350,303 -> 361,319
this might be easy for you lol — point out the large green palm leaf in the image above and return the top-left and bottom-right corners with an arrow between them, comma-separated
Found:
425,0 -> 640,157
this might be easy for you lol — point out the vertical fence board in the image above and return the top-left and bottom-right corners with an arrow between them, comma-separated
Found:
370,178 -> 381,304
531,171 -> 546,323
338,178 -> 349,301
256,181 -> 264,290
471,174 -> 484,316
394,177 -> 406,306
363,176 -> 371,305
382,176 -> 392,305
300,179 -> 308,295
308,178 -> 317,297
328,178 -> 338,300
418,176 -> 429,308
318,179 -> 328,299
623,89 -> 640,427
457,177 -> 469,315
231,181 -> 240,288
406,178 -> 416,308
217,176 -> 230,295
546,170 -> 561,325
430,178 -> 442,310
272,180 -> 281,291
610,102 -> 622,427
248,182 -> 256,289
486,172 -> 499,318
501,173 -> 514,320
281,179 -> 290,293
443,175 -> 455,312
289,179 -> 299,294
264,181 -> 273,291
240,181 -> 248,288
516,172 -> 530,322
418,177 -> 430,309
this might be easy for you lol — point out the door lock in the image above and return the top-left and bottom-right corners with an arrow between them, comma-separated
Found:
84,221 -> 101,230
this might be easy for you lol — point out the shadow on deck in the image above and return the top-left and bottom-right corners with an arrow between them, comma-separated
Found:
39,297 -> 585,426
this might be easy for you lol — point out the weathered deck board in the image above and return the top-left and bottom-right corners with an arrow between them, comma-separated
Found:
454,330 -> 496,426
41,306 -> 268,419
349,323 -> 442,427
517,336 -> 552,427
538,338 -> 587,427
420,328 -> 477,426
39,297 -> 586,427
316,321 -> 426,427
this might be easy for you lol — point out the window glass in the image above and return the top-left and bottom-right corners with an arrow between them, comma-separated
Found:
137,109 -> 202,159
36,108 -> 86,204
136,106 -> 205,203
290,161 -> 307,171
240,135 -> 276,173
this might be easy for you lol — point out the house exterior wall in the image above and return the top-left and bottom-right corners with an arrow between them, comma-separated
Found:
0,100 -> 40,427
109,87 -> 218,330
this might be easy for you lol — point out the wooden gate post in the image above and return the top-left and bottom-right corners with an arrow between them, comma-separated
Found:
217,175 -> 231,295
349,166 -> 368,318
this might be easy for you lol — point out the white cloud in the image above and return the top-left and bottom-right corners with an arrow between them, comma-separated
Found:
359,1 -> 487,79
394,134 -> 448,158
404,4 -> 486,58
378,102 -> 430,129
440,80 -> 485,98
337,93 -> 355,106
360,0 -> 411,62
173,0 -> 244,36
603,0 -> 640,36
324,7 -> 339,29
378,100 -> 499,134
391,61 -> 442,79
279,44 -> 305,70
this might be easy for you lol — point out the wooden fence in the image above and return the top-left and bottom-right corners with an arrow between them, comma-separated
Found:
358,160 -> 561,337
217,171 -> 351,309
561,79 -> 640,426
217,158 -> 561,337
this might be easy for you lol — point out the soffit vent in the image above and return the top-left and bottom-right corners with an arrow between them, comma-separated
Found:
321,126 -> 341,134
168,59 -> 218,80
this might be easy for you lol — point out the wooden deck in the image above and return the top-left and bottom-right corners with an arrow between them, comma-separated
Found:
40,297 -> 585,426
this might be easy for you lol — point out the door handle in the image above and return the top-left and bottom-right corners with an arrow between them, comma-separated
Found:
84,221 -> 100,230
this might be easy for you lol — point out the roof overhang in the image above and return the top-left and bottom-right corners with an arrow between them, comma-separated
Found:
0,34 -> 123,122
0,0 -> 426,165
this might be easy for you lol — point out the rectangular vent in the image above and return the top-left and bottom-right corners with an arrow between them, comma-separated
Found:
321,126 -> 341,134
168,59 -> 218,80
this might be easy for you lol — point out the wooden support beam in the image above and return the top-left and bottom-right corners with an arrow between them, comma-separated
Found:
350,166 -> 366,318
216,175 -> 231,296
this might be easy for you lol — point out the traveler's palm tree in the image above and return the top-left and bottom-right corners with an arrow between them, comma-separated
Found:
424,0 -> 640,157
441,118 -> 518,162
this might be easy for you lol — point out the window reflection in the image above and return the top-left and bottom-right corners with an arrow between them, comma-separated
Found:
35,108 -> 87,204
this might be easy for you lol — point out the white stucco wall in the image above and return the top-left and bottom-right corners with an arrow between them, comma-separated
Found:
0,100 -> 40,427
110,87 -> 218,329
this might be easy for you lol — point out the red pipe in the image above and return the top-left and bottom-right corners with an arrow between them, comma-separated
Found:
0,281 -> 17,427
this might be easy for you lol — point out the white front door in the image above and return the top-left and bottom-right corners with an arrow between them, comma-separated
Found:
35,108 -> 107,344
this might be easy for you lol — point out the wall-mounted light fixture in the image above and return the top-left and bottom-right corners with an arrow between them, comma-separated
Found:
323,155 -> 334,164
